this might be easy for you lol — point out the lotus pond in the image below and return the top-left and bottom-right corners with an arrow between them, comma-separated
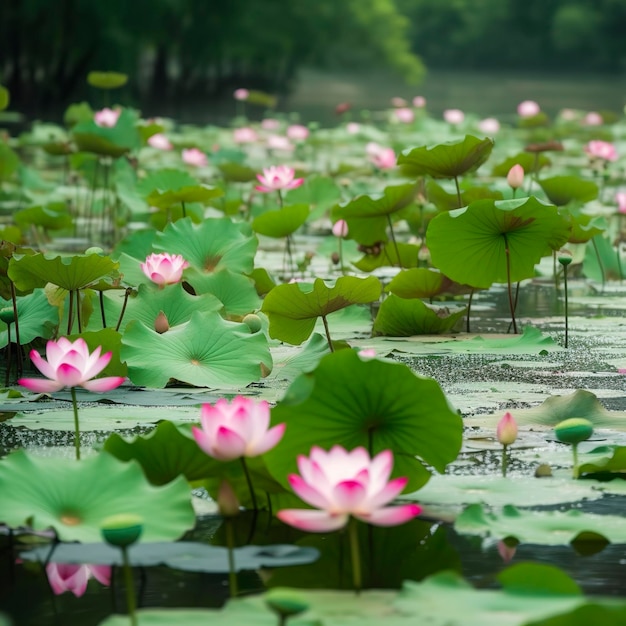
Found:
2,83 -> 626,625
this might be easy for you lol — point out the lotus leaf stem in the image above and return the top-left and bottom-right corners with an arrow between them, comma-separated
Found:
563,262 -> 569,348
348,518 -> 362,593
572,443 -> 580,479
466,289 -> 474,333
121,545 -> 138,626
240,457 -> 258,511
501,443 -> 509,477
70,386 -> 81,461
591,237 -> 606,292
503,233 -> 518,334
225,518 -> 238,597
321,315 -> 334,352
99,291 -> 107,328
453,176 -> 462,208
10,280 -> 21,376
386,214 -> 401,267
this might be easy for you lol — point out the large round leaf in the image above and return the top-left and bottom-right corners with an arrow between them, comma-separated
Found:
426,197 -> 571,288
261,276 -> 381,345
72,108 -> 140,157
331,184 -> 418,245
398,135 -> 494,179
538,176 -> 598,206
147,184 -> 223,210
0,450 -> 194,542
264,350 -> 463,491
121,310 -> 272,388
154,217 -> 257,275
87,71 -> 128,89
0,288 -> 58,347
252,204 -> 310,238
385,268 -> 467,299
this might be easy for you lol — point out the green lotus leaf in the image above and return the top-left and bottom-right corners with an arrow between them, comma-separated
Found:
0,450 -> 194,542
64,101 -> 93,126
185,269 -> 261,317
147,184 -> 223,210
0,85 -> 9,111
285,176 -> 342,219
426,180 -> 503,211
583,234 -> 625,282
249,267 -> 276,296
113,228 -> 157,260
579,446 -> 626,478
522,603 -> 626,626
154,217 -> 257,275
14,202 -> 72,231
372,295 -> 466,336
121,310 -> 272,388
455,503 -> 626,545
103,420 -> 222,485
252,204 -> 310,238
72,108 -> 140,157
0,288 -> 58,348
497,562 -> 582,596
331,184 -> 418,245
67,328 -> 126,377
398,135 -> 494,179
264,350 -> 463,492
353,243 -> 421,271
426,197 -> 571,288
268,333 -> 330,382
538,176 -> 598,206
0,142 -> 19,180
217,162 -> 258,183
87,71 -> 128,89
136,168 -> 198,196
385,268 -> 468,299
8,252 -> 120,292
261,276 -> 381,345
564,212 -> 604,244
491,152 -> 551,177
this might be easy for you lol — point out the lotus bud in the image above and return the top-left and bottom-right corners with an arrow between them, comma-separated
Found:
154,310 -> 169,334
265,588 -> 310,621
557,249 -> 573,266
332,219 -> 349,238
331,252 -> 340,265
100,513 -> 143,548
497,539 -> 517,563
217,480 -> 240,518
506,164 -> 524,190
242,313 -> 262,333
496,412 -> 518,445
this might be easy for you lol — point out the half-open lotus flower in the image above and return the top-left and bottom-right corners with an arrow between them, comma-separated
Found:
147,133 -> 173,150
47,563 -> 111,597
277,445 -> 421,532
140,252 -> 189,285
19,338 -> 125,393
192,396 -> 286,461
585,140 -> 618,162
181,147 -> 208,167
255,165 -> 304,193
94,107 -> 120,128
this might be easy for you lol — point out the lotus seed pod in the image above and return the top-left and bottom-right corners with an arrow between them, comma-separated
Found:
265,588 -> 310,619
0,306 -> 15,324
554,418 -> 593,445
242,313 -> 262,333
534,463 -> 553,478
558,249 -> 573,266
101,513 -> 143,548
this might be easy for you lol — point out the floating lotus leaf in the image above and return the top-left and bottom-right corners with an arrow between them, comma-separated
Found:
372,295 -> 466,336
146,184 -> 223,210
426,180 -> 503,211
14,202 -> 72,231
0,450 -> 194,542
455,504 -> 626,546
265,350 -> 463,492
385,268 -> 467,299
538,176 -> 598,206
103,420 -> 222,485
8,252 -> 119,293
261,276 -> 381,345
426,197 -> 571,288
87,71 -> 128,89
398,135 -> 494,179
331,184 -> 418,245
252,204 -> 310,238
121,310 -> 272,388
497,562 -> 582,596
353,243 -> 421,271
491,152 -> 551,177
154,217 -> 257,275
0,288 -> 58,348
72,108 -> 140,157
21,541 -> 319,573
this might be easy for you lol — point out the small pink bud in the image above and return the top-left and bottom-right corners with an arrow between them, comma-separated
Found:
497,540 -> 516,563
233,88 -> 249,101
332,220 -> 348,238
497,412 -> 518,446
412,96 -> 426,108
616,192 -> 626,214
506,164 -> 524,190
154,311 -> 169,334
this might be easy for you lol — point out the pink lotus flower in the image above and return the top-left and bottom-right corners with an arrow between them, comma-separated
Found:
506,164 -> 524,190
395,108 -> 415,123
266,135 -> 294,152
147,133 -> 173,150
497,540 -> 516,563
18,338 -> 125,394
391,97 -> 408,107
233,88 -> 249,101
332,219 -> 348,238
140,252 -> 189,285
585,140 -> 618,162
47,563 -> 111,597
255,165 -> 304,193
583,111 -> 603,126
368,145 -> 396,170
560,108 -> 577,121
277,446 -> 421,532
478,118 -> 500,134
517,100 -> 540,117
496,412 -> 518,445
233,127 -> 258,144
262,118 -> 281,131
94,108 -> 120,128
412,95 -> 426,108
286,124 -> 310,141
192,396 -> 286,461
346,122 -> 361,134
182,148 -> 208,167
443,109 -> 464,125
616,191 -> 626,214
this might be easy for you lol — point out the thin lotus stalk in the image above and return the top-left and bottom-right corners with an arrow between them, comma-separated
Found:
75,290 -> 82,333
563,263 -> 569,348
4,324 -> 11,387
386,214 -> 401,267
181,200 -> 187,219
240,457 -> 258,511
115,288 -> 133,332
225,518 -> 238,597
338,237 -> 345,274
70,386 -> 81,461
506,282 -> 521,334
120,546 -> 138,626
86,159 -> 101,241
591,237 -> 606,292
501,443 -> 509,477
453,176 -> 462,208
10,280 -> 22,377
572,443 -> 580,479
321,315 -> 334,352
466,288 -> 474,333
616,243 -> 623,283
503,233 -> 518,334
101,160 -> 110,245
348,518 -> 362,593
67,289 -> 74,335
99,291 -> 107,328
